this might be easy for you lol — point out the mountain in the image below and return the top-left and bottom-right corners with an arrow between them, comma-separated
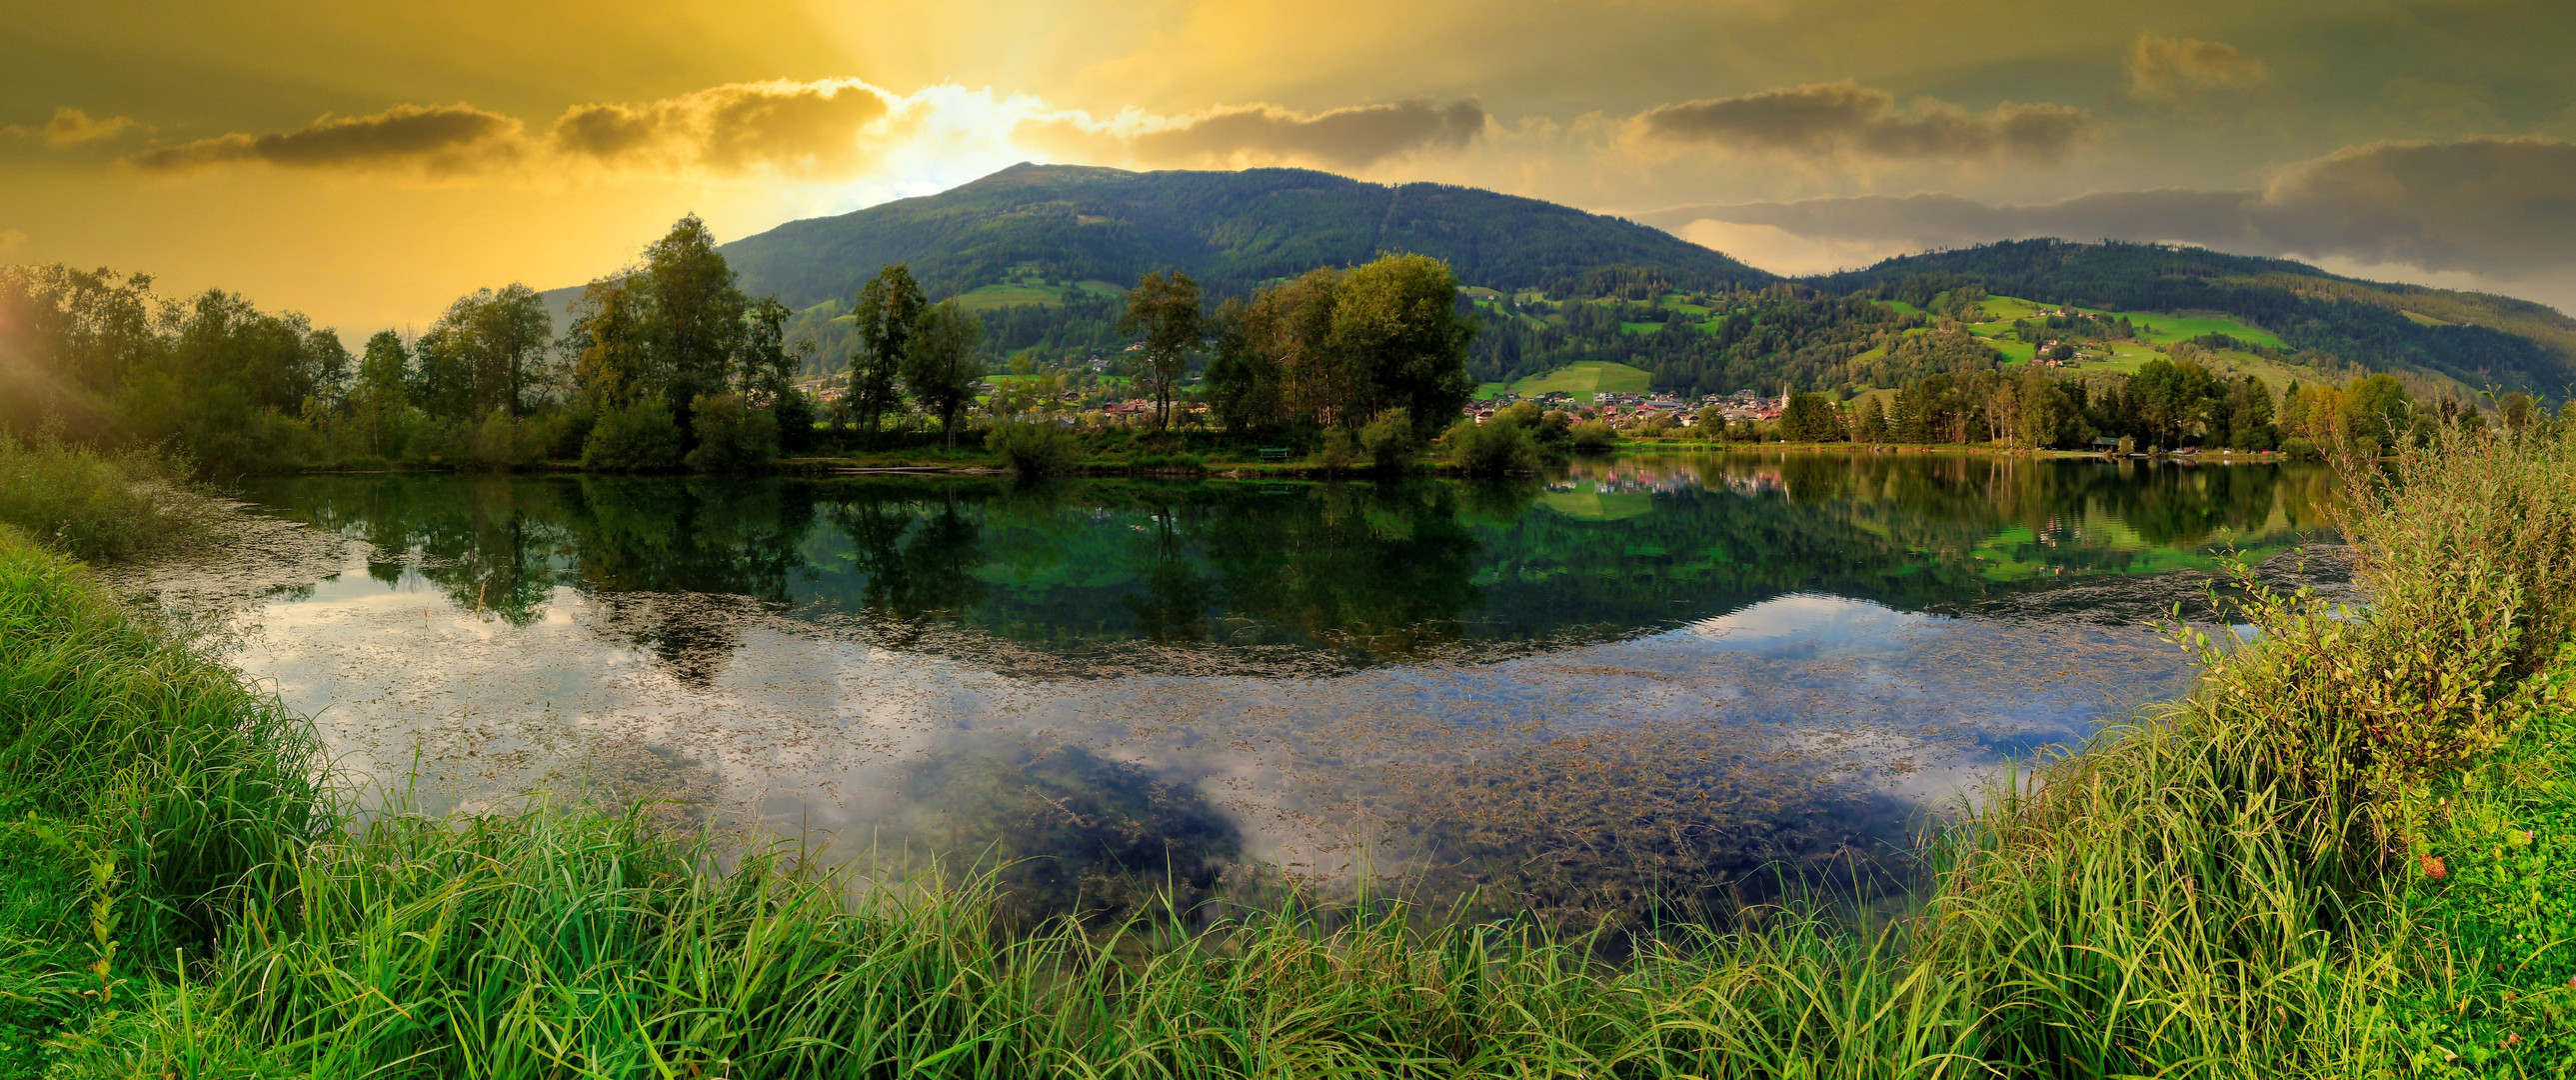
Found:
718,162 -> 1774,307
544,166 -> 2575,399
1809,240 -> 2576,395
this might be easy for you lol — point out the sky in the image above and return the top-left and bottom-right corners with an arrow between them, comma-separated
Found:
5,0 -> 2574,335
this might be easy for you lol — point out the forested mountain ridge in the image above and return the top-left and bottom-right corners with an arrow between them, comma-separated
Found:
1811,240 -> 2576,394
537,168 -> 2574,401
720,163 -> 1774,308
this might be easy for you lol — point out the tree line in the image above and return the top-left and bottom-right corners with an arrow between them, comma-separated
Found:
1769,353 -> 2514,455
2,216 -> 1018,474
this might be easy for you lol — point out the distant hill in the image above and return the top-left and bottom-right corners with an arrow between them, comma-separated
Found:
541,169 -> 2576,400
715,163 -> 1774,308
1808,240 -> 2576,395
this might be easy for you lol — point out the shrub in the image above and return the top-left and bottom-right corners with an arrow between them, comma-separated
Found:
1316,426 -> 1359,472
466,409 -> 548,470
773,388 -> 819,453
684,392 -> 780,472
1359,408 -> 1412,473
2279,436 -> 2319,460
0,432 -> 224,561
1445,416 -> 1539,475
581,399 -> 684,472
1568,419 -> 1618,452
986,421 -> 1081,477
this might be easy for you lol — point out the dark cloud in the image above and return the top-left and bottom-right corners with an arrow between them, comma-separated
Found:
2258,138 -> 2576,276
551,80 -> 893,174
1046,99 -> 1485,169
1636,81 -> 2088,163
119,81 -> 897,179
2127,35 -> 2267,97
1643,138 -> 2576,284
127,104 -> 524,174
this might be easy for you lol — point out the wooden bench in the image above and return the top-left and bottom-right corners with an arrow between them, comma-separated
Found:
1257,447 -> 1290,464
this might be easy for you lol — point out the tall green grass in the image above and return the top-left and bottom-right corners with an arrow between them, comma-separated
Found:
5,423 -> 2576,1076
0,432 -> 227,562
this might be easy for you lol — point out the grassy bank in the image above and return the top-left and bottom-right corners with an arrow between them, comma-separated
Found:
0,433 -> 228,562
3,425 -> 2575,1075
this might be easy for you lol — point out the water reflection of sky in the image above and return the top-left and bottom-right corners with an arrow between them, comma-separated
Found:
184,460 -> 2334,917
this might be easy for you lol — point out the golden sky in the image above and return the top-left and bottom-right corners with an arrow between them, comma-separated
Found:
7,0 -> 2574,332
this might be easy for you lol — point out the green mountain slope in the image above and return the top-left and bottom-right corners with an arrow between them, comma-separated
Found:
546,171 -> 2573,402
719,162 -> 1774,307
1810,240 -> 2576,395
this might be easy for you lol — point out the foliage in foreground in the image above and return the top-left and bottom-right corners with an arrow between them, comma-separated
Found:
0,432 -> 226,562
5,425 -> 2576,1075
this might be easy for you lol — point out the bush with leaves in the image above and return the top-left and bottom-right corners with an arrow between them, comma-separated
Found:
985,421 -> 1081,477
581,399 -> 684,472
765,389 -> 819,453
1316,427 -> 1359,472
1568,419 -> 1618,452
684,393 -> 780,472
466,410 -> 550,470
1359,409 -> 1413,473
1445,416 -> 1539,475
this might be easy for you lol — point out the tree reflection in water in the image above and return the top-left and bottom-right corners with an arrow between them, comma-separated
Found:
241,457 -> 2333,677
231,456 -> 2334,924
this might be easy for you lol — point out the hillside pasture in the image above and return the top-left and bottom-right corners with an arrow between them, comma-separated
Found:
1506,360 -> 1654,402
947,279 -> 1127,312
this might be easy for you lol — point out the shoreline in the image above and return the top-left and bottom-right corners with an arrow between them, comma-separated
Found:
268,441 -> 2328,482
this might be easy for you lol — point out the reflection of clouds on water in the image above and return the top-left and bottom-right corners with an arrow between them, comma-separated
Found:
175,462 -> 2338,923
207,542 -> 2198,922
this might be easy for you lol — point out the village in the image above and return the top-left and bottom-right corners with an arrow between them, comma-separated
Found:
792,366 -> 1795,432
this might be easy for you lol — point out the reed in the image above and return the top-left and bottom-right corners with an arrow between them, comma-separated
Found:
3,422 -> 2572,1077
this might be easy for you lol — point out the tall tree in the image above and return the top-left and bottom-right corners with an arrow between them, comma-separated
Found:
2342,374 -> 2412,446
1122,271 -> 1204,430
1777,391 -> 1841,442
738,297 -> 800,402
904,301 -> 985,446
642,214 -> 747,423
1850,395 -> 1888,443
1329,253 -> 1475,438
741,297 -> 817,451
849,264 -> 926,440
565,276 -> 650,409
476,283 -> 553,417
1205,296 -> 1288,432
416,285 -> 555,419
1264,269 -> 1351,428
353,330 -> 410,456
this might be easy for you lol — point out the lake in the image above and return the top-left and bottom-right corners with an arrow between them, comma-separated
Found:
181,453 -> 2339,923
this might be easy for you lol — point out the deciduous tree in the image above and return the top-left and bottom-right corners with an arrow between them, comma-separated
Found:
849,264 -> 925,441
1122,271 -> 1204,430
904,301 -> 985,446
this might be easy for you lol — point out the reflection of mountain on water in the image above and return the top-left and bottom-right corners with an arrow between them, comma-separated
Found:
237,455 -> 2334,678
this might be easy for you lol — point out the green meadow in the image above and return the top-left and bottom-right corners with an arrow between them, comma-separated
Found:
1487,359 -> 1655,402
948,278 -> 1125,311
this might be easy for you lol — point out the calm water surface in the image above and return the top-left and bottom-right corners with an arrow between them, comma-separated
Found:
207,453 -> 2338,919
